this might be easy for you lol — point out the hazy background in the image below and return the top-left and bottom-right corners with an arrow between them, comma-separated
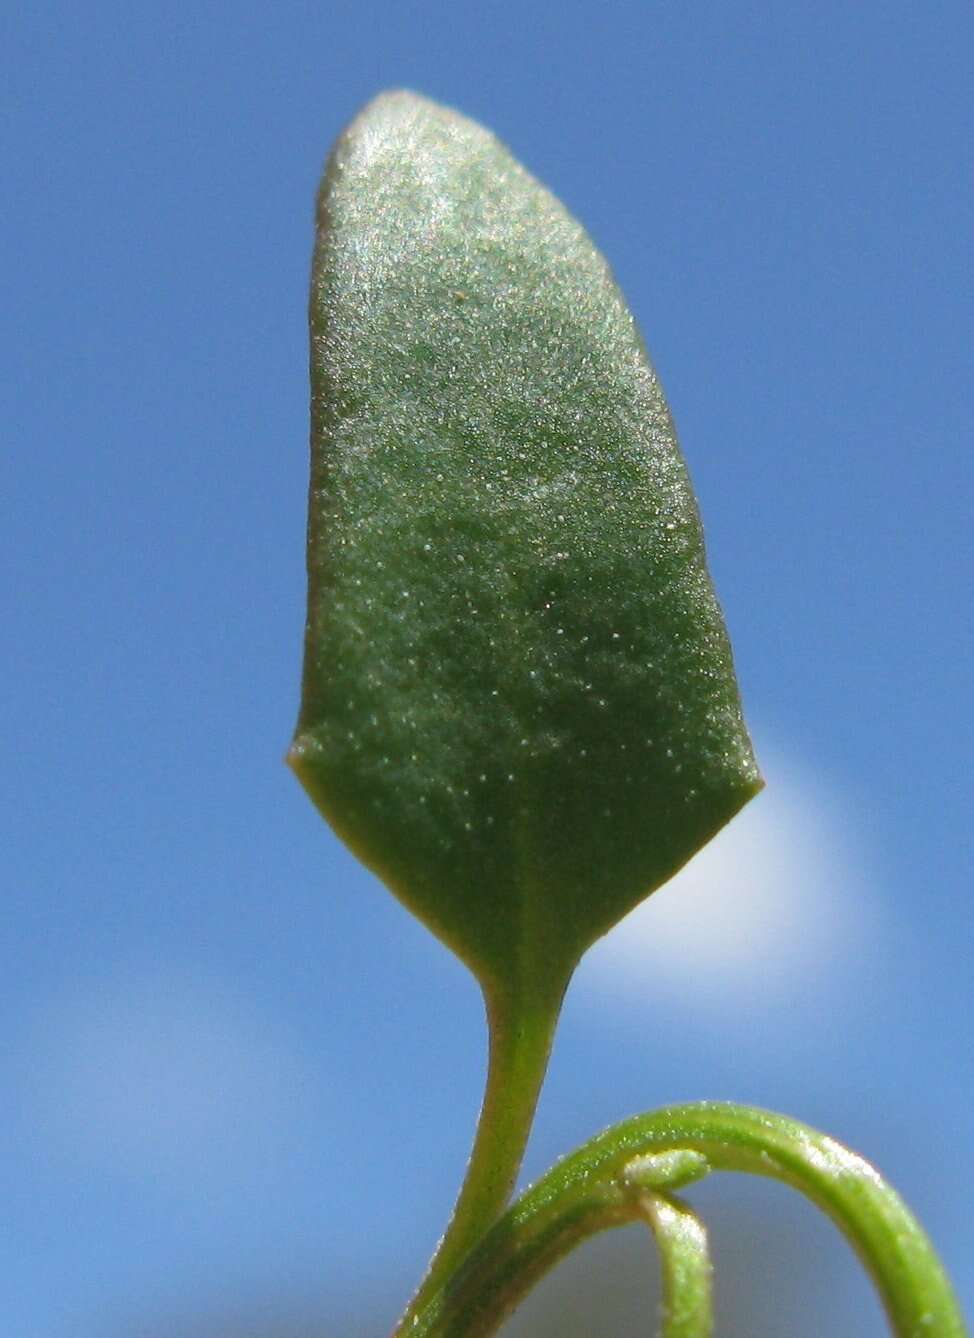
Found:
4,3 -> 971,1335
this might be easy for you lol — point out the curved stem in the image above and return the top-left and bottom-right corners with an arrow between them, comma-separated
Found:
394,976 -> 567,1334
638,1193 -> 713,1338
406,1102 -> 967,1338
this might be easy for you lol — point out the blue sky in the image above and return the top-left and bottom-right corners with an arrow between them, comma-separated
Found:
4,3 -> 972,1335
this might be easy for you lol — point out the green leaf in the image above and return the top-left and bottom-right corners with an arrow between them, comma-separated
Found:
638,1194 -> 714,1338
401,1103 -> 968,1338
291,90 -> 761,997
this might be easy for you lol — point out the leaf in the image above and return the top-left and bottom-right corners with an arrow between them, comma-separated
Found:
291,91 -> 761,998
401,1103 -> 968,1338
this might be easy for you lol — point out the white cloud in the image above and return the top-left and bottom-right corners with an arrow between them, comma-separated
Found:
576,744 -> 880,1018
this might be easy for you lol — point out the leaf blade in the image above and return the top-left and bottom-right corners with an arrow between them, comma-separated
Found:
292,90 -> 761,990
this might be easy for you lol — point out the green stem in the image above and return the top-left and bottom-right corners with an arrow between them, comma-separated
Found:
406,1102 -> 967,1338
394,976 -> 566,1334
638,1193 -> 713,1338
